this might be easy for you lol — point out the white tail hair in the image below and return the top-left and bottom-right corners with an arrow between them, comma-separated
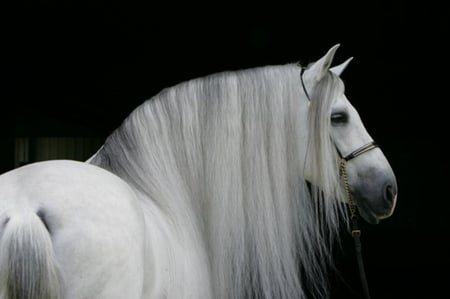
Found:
0,212 -> 63,299
90,64 -> 348,298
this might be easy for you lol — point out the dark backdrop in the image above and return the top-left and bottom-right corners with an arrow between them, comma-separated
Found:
3,1 -> 449,298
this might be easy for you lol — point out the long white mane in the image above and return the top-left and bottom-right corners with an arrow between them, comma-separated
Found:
89,64 -> 347,298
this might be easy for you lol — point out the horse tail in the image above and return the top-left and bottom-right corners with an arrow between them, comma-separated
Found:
0,212 -> 63,299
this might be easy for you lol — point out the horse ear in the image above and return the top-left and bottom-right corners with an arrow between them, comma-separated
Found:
304,44 -> 340,83
330,57 -> 353,76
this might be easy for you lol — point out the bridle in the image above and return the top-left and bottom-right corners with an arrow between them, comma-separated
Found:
300,66 -> 378,299
338,143 -> 376,299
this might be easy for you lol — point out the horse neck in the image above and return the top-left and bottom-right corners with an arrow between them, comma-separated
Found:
89,65 -> 336,298
92,64 -> 308,208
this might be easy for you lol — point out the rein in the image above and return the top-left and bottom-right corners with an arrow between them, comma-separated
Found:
300,66 -> 377,299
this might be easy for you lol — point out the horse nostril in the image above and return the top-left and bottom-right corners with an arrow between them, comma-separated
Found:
384,184 -> 396,206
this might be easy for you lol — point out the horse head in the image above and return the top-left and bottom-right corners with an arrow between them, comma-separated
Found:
303,44 -> 398,224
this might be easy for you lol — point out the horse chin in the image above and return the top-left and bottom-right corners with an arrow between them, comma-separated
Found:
356,205 -> 380,224
355,198 -> 395,224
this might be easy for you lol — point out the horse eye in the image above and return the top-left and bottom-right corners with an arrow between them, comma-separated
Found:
331,112 -> 348,124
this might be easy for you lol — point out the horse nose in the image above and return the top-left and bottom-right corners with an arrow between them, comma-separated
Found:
384,183 -> 397,207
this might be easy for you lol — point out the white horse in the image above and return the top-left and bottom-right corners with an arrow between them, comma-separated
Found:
0,44 -> 397,299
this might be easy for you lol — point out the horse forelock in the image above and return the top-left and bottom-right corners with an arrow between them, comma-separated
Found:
307,71 -> 348,229
90,64 -> 346,298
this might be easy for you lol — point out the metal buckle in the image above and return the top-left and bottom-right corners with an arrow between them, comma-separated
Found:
352,229 -> 361,237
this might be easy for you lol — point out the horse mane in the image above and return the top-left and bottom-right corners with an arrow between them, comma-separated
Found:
89,64 -> 347,298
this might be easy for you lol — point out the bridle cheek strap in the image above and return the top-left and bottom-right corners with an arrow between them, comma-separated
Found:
338,140 -> 378,218
338,140 -> 378,219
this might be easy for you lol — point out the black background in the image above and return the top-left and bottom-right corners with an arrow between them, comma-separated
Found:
3,1 -> 449,298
